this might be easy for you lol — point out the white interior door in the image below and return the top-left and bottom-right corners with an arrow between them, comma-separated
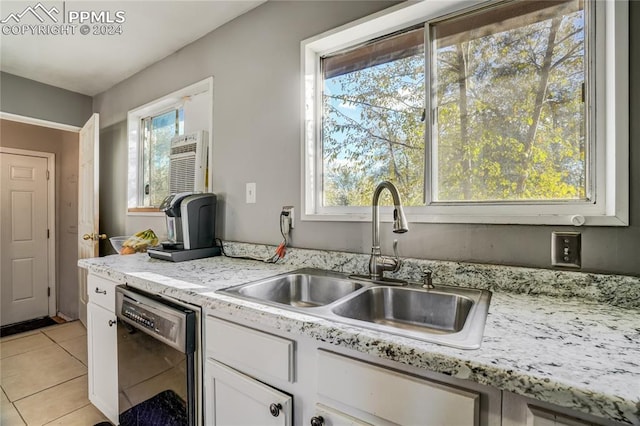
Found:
78,113 -> 101,326
0,153 -> 50,326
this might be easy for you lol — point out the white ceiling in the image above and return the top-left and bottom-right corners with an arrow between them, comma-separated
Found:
0,1 -> 265,96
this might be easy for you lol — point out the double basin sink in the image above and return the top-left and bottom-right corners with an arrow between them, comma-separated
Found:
218,268 -> 492,349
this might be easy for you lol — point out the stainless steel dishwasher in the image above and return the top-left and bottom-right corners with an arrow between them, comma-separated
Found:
116,286 -> 201,426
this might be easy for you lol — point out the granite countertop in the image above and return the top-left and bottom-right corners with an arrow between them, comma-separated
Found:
78,246 -> 640,425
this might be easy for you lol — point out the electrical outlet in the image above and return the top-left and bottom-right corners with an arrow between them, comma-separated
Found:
282,206 -> 294,229
246,182 -> 256,204
551,231 -> 581,268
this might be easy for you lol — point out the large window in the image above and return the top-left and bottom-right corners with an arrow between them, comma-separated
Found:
303,0 -> 628,225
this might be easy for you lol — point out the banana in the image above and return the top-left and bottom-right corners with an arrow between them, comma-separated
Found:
122,229 -> 158,249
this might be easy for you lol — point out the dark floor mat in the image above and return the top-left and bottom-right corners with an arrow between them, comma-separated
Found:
0,316 -> 57,337
119,389 -> 188,426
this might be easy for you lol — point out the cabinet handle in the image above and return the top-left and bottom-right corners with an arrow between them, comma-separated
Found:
108,320 -> 116,327
95,287 -> 107,295
310,416 -> 324,426
269,403 -> 282,417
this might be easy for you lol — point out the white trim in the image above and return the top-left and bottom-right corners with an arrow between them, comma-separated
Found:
126,212 -> 165,217
605,0 -> 629,225
0,147 -> 57,317
0,112 -> 81,133
56,311 -> 73,322
301,0 -> 629,227
126,76 -> 214,214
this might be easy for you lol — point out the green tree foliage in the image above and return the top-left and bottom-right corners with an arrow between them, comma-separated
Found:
323,45 -> 426,207
144,109 -> 182,207
322,4 -> 585,206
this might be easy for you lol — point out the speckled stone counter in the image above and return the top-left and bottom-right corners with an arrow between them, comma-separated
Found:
78,243 -> 640,425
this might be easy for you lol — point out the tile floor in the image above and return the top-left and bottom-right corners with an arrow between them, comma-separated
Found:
0,321 -> 109,425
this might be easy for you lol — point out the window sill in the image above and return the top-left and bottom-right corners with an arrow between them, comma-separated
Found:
128,207 -> 160,213
127,208 -> 164,217
301,211 -> 628,227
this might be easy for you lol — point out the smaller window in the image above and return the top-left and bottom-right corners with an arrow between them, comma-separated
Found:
127,77 -> 213,213
139,107 -> 184,207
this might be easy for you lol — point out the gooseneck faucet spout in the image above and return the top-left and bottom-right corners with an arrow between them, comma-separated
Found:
369,181 -> 409,280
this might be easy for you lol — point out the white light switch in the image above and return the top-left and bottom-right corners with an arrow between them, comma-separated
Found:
246,182 -> 256,204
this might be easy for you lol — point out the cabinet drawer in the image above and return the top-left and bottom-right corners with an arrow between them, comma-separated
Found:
318,350 -> 479,426
87,274 -> 118,312
206,316 -> 294,383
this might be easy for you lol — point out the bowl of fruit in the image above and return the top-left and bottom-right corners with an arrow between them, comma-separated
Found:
111,229 -> 159,255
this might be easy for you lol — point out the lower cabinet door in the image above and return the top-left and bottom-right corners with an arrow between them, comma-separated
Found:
311,404 -> 374,426
503,392 -> 594,426
87,302 -> 118,424
317,350 -> 479,426
205,359 -> 292,426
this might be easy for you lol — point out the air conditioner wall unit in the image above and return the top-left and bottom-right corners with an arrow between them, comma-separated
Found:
169,131 -> 208,194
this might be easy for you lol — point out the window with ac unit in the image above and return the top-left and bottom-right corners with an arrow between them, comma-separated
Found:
302,0 -> 628,226
127,77 -> 213,212
139,107 -> 185,207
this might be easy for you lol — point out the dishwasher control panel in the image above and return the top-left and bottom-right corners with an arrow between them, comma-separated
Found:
115,286 -> 194,353
122,304 -> 156,330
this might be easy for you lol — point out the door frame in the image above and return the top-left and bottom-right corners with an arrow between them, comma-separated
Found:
0,111 -> 82,319
0,146 -> 56,318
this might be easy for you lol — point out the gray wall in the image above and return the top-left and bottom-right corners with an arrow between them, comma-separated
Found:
93,1 -> 639,276
98,121 -> 128,256
0,72 -> 93,128
0,119 -> 80,318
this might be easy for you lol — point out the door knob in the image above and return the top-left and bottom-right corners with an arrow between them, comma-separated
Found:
82,233 -> 107,241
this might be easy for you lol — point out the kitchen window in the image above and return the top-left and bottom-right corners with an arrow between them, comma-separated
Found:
302,0 -> 628,225
127,77 -> 213,213
139,107 -> 184,208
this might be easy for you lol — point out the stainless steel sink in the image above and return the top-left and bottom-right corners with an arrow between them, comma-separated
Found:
218,268 -> 491,349
331,287 -> 473,334
232,272 -> 363,308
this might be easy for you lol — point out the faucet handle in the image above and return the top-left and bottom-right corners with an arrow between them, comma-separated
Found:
392,239 -> 402,272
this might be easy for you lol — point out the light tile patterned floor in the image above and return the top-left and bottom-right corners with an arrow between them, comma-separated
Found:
0,321 -> 108,425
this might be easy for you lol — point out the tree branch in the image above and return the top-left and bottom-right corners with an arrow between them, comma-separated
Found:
325,94 -> 422,114
327,105 -> 422,151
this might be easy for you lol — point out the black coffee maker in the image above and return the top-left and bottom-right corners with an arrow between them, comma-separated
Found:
147,192 -> 221,262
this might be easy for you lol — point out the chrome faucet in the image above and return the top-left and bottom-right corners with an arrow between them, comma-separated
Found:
368,181 -> 409,280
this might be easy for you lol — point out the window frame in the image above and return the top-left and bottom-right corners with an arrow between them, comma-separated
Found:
138,106 -> 184,208
127,77 -> 213,215
301,0 -> 628,226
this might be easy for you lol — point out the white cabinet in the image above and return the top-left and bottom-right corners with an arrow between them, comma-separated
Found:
502,392 -> 613,426
311,404 -> 374,426
86,274 -> 119,424
204,312 -> 496,426
204,315 -> 295,425
205,317 -> 294,383
317,350 -> 479,426
205,359 -> 292,425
